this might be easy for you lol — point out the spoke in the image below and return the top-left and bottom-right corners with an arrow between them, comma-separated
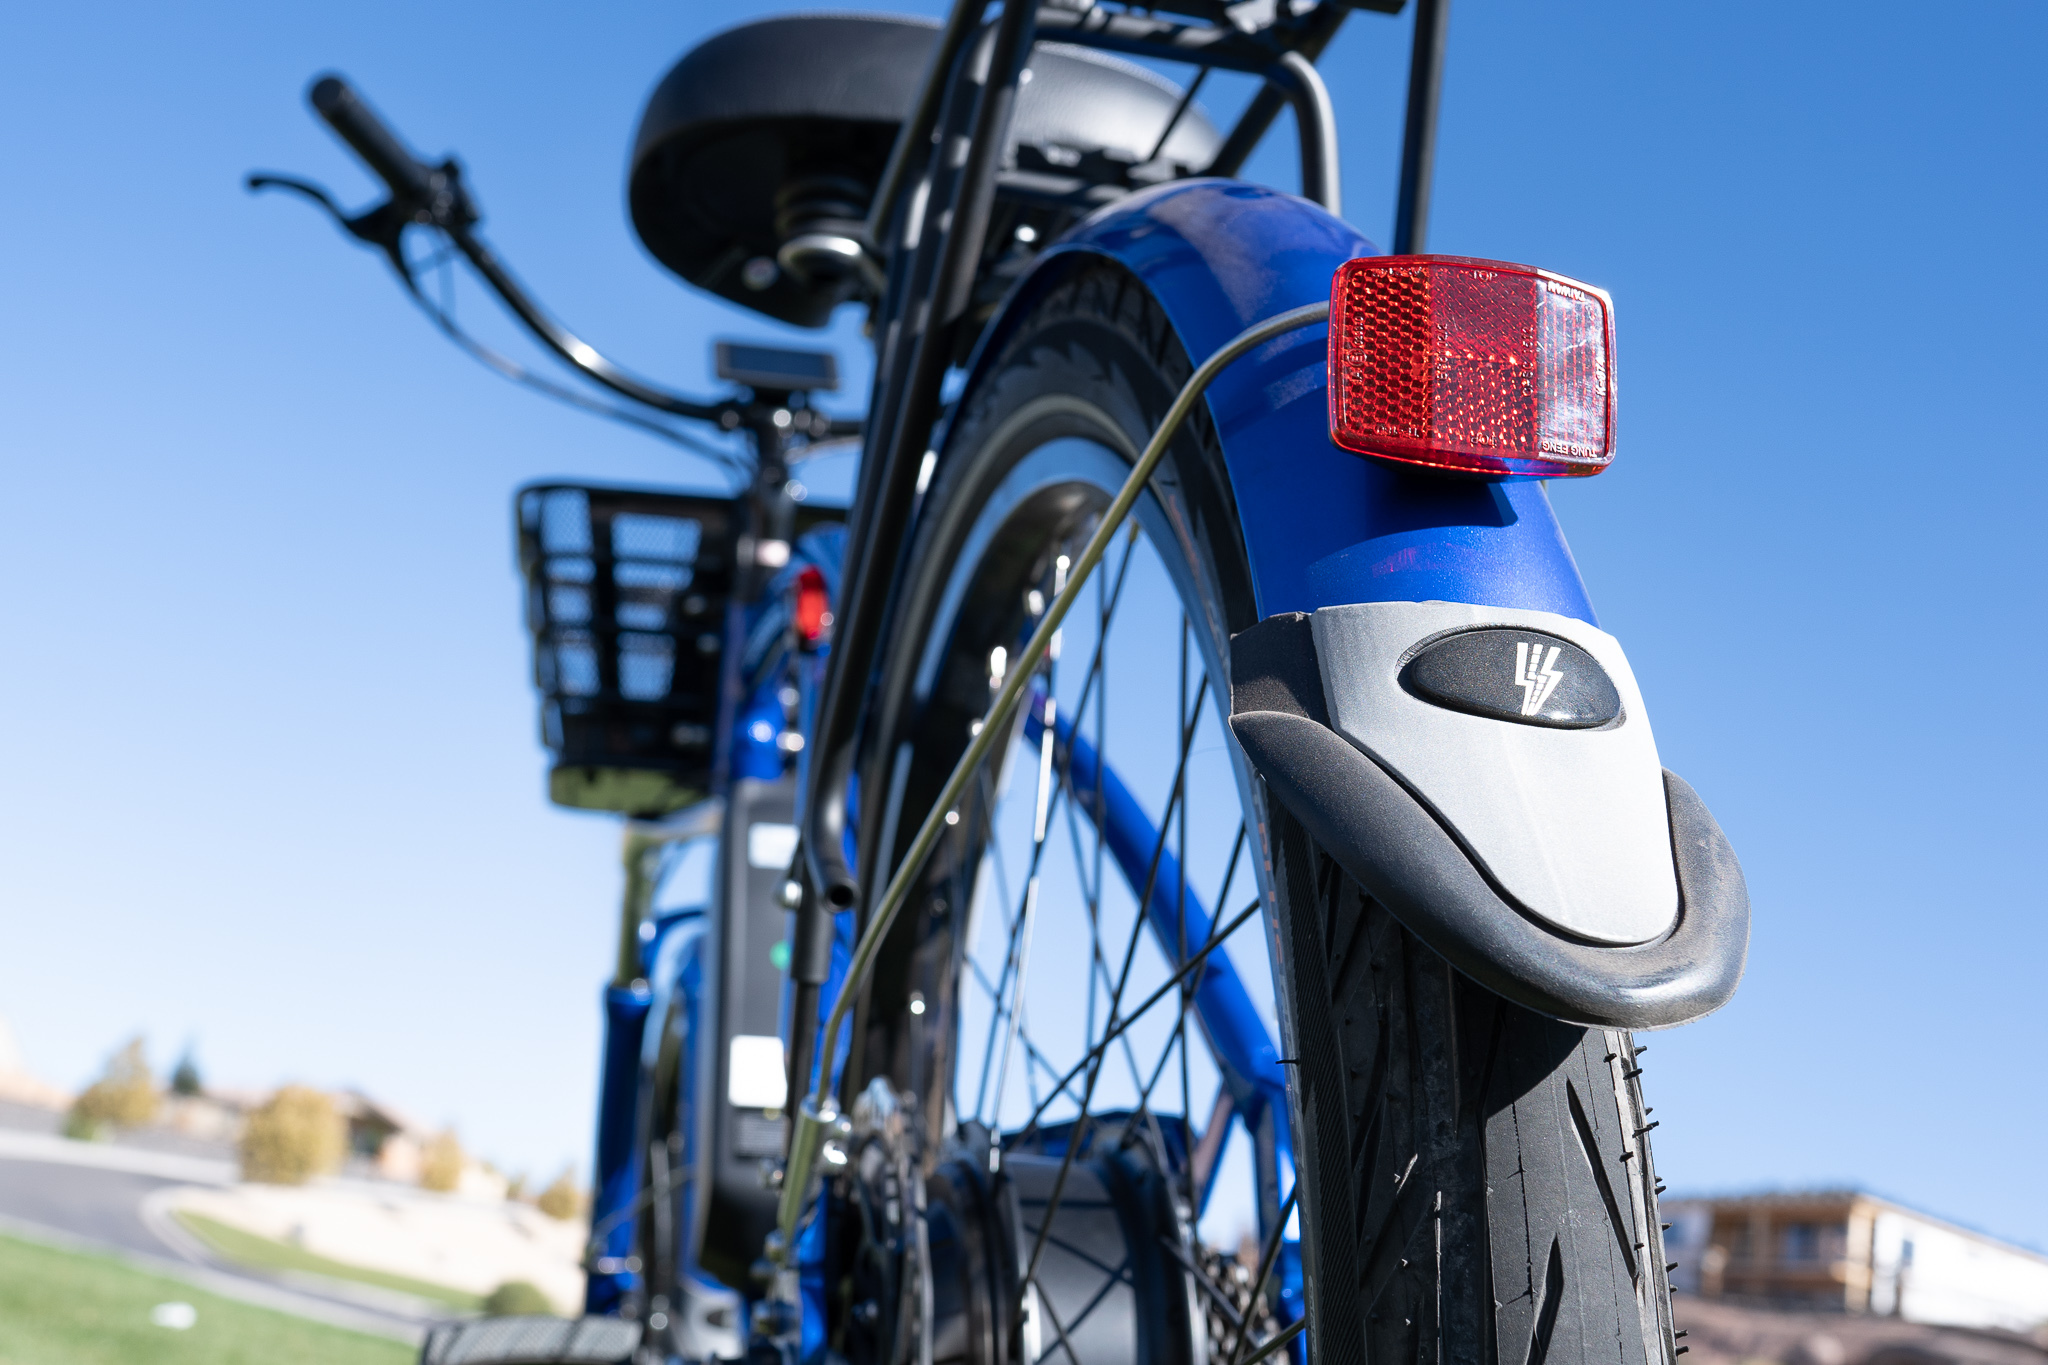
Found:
1056,789 -> 1150,1096
1124,820 -> 1250,1158
1086,532 -> 1128,1064
987,874 -> 1042,1126
976,529 -> 1141,1122
969,759 -> 1073,1124
977,766 -> 1014,926
963,765 -> 1019,1125
1229,1183 -> 1301,1365
1158,1237 -> 1248,1334
966,959 -> 1086,1109
1012,894 -> 1262,1145
1014,674 -> 1210,1312
1030,1275 -> 1085,1365
1175,615 -> 1193,1195
988,553 -> 1069,1129
1239,1319 -> 1305,1365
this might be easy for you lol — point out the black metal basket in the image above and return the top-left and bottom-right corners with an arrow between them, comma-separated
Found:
516,483 -> 740,815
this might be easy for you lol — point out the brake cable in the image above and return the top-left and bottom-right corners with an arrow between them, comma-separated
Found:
772,298 -> 1332,1253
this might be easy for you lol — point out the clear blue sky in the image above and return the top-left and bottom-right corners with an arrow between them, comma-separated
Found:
2,0 -> 2042,1239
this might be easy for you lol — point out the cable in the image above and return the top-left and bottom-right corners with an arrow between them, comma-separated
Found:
772,298 -> 1334,1252
395,241 -> 752,482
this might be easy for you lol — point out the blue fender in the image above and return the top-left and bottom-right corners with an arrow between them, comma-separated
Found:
964,179 -> 1597,625
953,182 -> 1747,1031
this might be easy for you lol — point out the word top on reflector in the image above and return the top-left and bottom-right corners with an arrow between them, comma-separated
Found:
1327,255 -> 1616,478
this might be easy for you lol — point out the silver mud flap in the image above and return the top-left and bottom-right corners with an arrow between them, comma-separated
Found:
1228,605 -> 1747,1029
419,1315 -> 641,1365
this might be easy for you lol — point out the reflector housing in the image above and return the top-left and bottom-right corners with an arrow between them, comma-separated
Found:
1328,255 -> 1616,478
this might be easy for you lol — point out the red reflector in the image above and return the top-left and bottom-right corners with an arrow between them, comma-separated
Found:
794,565 -> 832,644
1327,255 -> 1616,478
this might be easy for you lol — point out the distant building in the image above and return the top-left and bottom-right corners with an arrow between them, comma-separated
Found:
1665,1190 -> 2048,1335
331,1089 -> 429,1182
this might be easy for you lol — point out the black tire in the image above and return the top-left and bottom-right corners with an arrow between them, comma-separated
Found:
858,259 -> 1678,1365
1268,802 -> 1677,1365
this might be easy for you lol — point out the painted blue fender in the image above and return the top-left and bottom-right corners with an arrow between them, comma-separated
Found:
963,179 -> 1598,625
963,181 -> 1748,1032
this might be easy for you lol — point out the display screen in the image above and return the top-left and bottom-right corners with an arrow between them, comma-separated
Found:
715,341 -> 839,392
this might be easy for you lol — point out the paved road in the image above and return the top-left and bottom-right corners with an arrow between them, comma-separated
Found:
0,1156 -> 186,1257
0,1116 -> 428,1344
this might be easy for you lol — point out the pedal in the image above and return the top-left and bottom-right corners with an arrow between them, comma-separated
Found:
419,1315 -> 642,1365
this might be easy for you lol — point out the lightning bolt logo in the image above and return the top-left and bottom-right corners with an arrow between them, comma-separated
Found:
1513,641 -> 1566,717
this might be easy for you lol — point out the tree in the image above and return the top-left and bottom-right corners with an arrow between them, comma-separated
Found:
419,1129 -> 465,1193
170,1046 -> 202,1097
536,1166 -> 585,1221
65,1037 -> 159,1140
239,1086 -> 344,1185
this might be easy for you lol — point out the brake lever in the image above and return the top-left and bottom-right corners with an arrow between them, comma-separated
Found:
245,173 -> 416,284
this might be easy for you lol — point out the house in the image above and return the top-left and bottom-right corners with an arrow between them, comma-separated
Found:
331,1089 -> 429,1182
1665,1189 -> 2048,1335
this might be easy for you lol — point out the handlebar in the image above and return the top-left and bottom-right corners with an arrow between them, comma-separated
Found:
270,71 -> 856,437
308,75 -> 437,205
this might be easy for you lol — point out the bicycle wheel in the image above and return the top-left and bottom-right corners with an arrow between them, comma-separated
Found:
836,261 -> 1679,1365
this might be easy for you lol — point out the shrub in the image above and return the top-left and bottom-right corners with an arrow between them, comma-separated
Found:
418,1129 -> 465,1193
536,1168 -> 584,1222
483,1280 -> 556,1317
65,1037 -> 159,1139
239,1086 -> 344,1184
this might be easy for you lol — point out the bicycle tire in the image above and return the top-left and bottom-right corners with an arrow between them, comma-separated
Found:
855,258 -> 1678,1365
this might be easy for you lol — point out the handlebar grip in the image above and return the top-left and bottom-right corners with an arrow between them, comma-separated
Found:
308,74 -> 435,202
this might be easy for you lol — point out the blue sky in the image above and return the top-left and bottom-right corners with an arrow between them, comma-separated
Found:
1,0 -> 2043,1242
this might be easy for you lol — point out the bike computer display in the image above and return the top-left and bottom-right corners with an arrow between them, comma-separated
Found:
714,341 -> 838,393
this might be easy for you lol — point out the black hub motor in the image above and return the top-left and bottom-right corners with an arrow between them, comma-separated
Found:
830,1083 -> 1215,1365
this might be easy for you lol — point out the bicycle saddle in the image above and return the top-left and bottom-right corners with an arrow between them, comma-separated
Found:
628,12 -> 1221,327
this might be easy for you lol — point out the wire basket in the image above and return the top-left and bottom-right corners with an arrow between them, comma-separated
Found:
515,483 -> 740,815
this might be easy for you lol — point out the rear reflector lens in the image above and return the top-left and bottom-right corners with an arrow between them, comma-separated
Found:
794,564 -> 832,644
1328,255 -> 1616,478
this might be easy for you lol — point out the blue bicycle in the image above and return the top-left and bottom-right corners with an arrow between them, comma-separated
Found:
256,6 -> 1749,1365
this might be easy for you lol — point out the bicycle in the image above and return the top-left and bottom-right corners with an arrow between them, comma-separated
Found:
253,6 -> 1750,1365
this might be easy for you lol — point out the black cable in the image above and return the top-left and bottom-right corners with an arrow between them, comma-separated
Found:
249,174 -> 753,481
396,241 -> 752,481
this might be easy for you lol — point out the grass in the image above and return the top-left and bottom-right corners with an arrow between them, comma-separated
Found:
173,1211 -> 484,1311
0,1230 -> 413,1365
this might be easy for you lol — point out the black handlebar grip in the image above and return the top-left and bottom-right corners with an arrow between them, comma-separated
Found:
308,74 -> 435,202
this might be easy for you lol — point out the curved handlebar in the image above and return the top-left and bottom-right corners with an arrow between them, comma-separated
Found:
308,75 -> 436,204
276,71 -> 849,435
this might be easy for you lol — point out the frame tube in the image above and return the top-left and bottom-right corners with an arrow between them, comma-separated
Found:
1393,0 -> 1452,254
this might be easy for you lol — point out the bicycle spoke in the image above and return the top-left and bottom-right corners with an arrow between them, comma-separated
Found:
1229,1184 -> 1301,1365
1175,615 -> 1193,1195
986,553 -> 1073,1129
1014,673 -> 1210,1313
1124,820 -> 1250,1165
965,958 -> 1086,1110
1012,895 -> 1262,1145
1056,788 -> 1150,1096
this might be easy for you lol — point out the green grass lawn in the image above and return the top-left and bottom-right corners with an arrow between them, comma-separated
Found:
172,1211 -> 483,1311
0,1230 -> 414,1365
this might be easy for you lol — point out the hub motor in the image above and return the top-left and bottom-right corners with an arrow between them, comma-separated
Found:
836,1101 -> 1208,1365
